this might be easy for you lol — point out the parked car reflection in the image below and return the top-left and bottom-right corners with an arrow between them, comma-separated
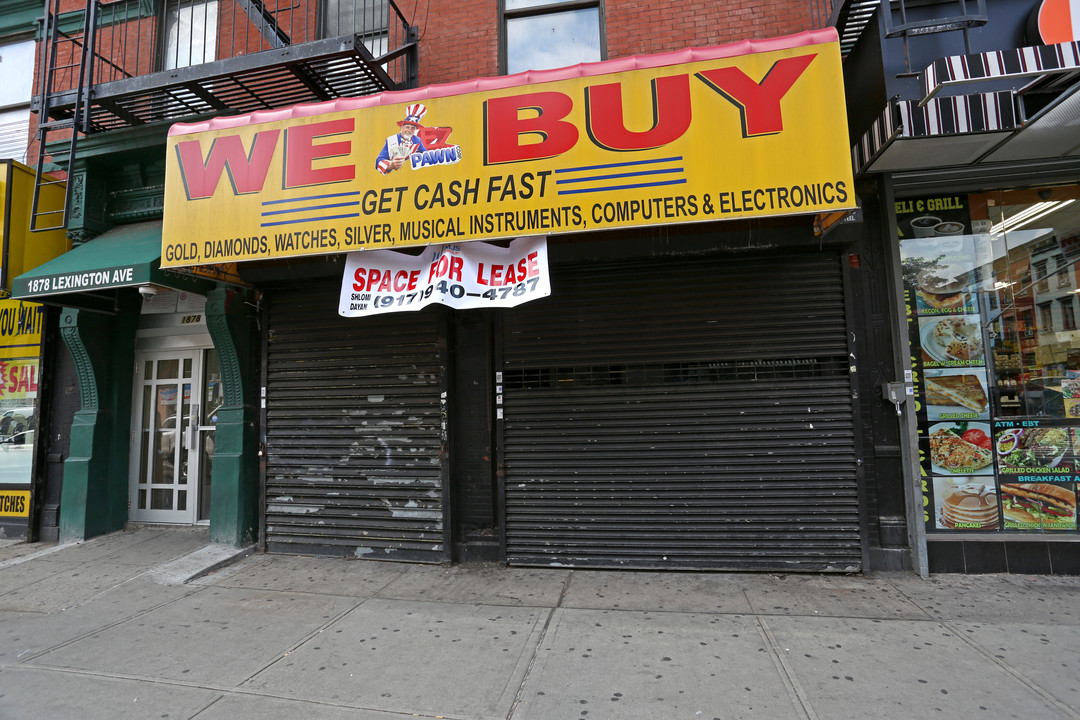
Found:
0,406 -> 35,485
0,407 -> 34,445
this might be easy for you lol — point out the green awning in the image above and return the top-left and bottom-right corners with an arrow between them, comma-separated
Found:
12,221 -> 209,312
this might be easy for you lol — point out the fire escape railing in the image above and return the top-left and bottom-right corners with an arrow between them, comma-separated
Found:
810,0 -> 836,30
31,0 -> 417,232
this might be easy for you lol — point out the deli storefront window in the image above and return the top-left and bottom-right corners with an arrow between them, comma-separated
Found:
900,186 -> 1080,535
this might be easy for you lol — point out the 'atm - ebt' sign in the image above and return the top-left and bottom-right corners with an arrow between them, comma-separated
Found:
161,29 -> 854,268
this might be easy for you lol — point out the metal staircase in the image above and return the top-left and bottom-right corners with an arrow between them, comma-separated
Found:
30,0 -> 97,232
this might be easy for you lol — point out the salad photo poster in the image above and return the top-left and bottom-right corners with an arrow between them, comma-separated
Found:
898,196 -> 1078,533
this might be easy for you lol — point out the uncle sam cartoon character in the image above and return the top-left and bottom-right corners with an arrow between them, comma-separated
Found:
375,103 -> 429,174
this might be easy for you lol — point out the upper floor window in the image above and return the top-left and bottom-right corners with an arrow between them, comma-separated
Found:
1057,258 -> 1071,288
1034,259 -> 1049,293
1059,297 -> 1077,331
502,0 -> 604,75
0,39 -> 35,162
1039,301 -> 1054,331
163,0 -> 219,70
323,0 -> 391,55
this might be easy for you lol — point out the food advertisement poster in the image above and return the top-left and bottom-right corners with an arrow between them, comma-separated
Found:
899,195 -> 1078,533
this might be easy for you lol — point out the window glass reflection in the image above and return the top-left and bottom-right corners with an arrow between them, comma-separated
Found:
900,186 -> 1080,535
203,349 -> 223,424
506,7 -> 601,74
164,0 -> 218,70
321,0 -> 389,55
972,189 -> 1080,419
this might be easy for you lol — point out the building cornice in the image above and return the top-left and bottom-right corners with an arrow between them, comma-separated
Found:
0,0 -> 41,38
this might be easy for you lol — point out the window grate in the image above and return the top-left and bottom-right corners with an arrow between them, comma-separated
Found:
504,356 -> 849,390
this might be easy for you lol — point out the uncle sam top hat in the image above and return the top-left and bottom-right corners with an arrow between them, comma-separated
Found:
398,103 -> 427,128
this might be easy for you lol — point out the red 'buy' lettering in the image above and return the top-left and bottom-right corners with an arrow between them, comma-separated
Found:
695,54 -> 816,137
585,75 -> 692,151
485,53 -> 816,163
484,92 -> 578,164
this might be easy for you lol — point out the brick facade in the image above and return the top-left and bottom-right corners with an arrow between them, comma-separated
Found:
607,0 -> 815,57
416,0 -> 499,87
414,0 -> 818,88
22,0 -> 823,172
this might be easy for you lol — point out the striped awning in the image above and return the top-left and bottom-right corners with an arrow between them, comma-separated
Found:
919,39 -> 1080,105
853,91 -> 1018,173
854,40 -> 1080,176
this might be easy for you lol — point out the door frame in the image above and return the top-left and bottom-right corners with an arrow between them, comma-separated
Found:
130,321 -> 216,524
129,347 -> 206,524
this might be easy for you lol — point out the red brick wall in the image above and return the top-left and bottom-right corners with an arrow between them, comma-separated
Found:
413,0 -> 817,87
606,0 -> 817,59
415,0 -> 499,88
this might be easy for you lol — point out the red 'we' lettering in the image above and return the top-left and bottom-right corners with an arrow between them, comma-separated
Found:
175,118 -> 356,200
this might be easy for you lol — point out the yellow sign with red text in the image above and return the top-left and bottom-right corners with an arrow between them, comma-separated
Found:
0,490 -> 29,517
0,299 -> 43,362
162,30 -> 854,268
0,359 -> 39,400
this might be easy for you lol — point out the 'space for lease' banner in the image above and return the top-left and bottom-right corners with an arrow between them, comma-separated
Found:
162,29 -> 854,269
339,237 -> 550,317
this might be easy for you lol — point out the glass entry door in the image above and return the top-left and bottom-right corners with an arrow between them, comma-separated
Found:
129,349 -> 221,524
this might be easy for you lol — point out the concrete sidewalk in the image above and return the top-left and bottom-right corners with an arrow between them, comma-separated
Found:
1,527 -> 1078,719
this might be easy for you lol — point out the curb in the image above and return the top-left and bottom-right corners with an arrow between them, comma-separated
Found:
146,543 -> 257,585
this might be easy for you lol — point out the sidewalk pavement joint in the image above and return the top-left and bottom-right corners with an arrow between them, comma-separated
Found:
888,580 -> 1080,720
932,614 -> 1080,720
504,568 -> 574,718
0,541 -> 77,569
756,615 -> 819,720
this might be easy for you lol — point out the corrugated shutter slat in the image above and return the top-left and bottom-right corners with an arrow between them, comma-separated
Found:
265,287 -> 446,562
501,252 -> 860,571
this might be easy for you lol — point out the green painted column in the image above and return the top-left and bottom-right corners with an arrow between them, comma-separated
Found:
204,287 -> 259,547
57,302 -> 137,541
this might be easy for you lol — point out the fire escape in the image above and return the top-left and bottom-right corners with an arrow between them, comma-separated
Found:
30,0 -> 418,232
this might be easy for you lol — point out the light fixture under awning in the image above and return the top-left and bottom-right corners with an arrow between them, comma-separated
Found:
11,221 -> 211,312
980,82 -> 1080,163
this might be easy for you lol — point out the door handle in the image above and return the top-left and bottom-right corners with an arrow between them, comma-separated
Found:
186,404 -> 199,451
